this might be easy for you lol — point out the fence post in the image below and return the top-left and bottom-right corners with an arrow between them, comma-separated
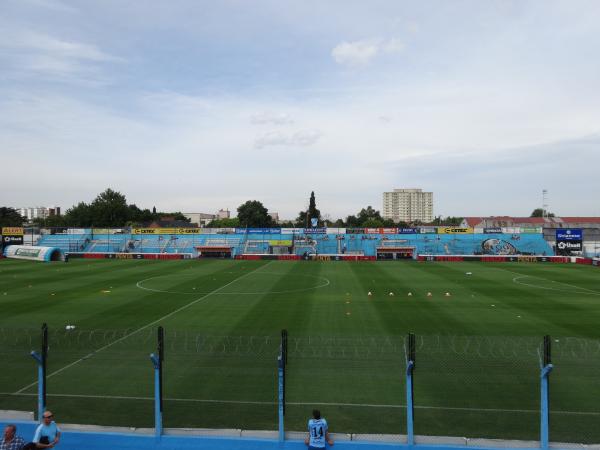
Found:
278,329 -> 287,444
149,326 -> 164,438
30,323 -> 48,421
405,333 -> 416,446
540,335 -> 553,450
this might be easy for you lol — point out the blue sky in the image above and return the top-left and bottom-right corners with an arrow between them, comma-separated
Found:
2,0 -> 600,219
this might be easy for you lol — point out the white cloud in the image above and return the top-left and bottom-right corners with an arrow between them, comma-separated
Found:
382,38 -> 405,53
250,112 -> 294,125
18,0 -> 77,13
331,38 -> 404,67
290,129 -> 322,146
0,27 -> 121,83
0,29 -> 120,62
254,129 -> 322,149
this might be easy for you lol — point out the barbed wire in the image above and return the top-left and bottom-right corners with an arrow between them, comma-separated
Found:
1,328 -> 600,362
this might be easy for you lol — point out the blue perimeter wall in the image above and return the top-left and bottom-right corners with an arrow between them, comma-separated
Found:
0,420 -> 545,450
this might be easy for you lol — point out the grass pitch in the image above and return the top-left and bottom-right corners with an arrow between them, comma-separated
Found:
1,258 -> 600,442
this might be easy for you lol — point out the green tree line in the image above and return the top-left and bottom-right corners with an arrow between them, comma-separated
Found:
2,189 -> 465,229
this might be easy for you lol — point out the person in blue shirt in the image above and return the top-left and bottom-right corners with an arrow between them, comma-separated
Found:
304,409 -> 333,449
30,411 -> 60,449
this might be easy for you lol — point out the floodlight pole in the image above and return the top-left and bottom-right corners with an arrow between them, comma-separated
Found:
405,333 -> 416,446
540,335 -> 553,450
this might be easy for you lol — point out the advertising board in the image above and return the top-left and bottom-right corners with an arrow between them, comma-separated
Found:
303,227 -> 326,234
437,227 -> 473,234
365,228 -> 398,234
235,228 -> 281,234
484,227 -> 503,234
556,229 -> 583,240
133,228 -> 202,234
398,228 -> 417,234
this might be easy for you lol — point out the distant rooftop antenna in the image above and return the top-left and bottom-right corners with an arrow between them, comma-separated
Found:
542,189 -> 549,218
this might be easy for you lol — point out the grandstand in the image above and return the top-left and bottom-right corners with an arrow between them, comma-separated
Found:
30,227 -> 559,258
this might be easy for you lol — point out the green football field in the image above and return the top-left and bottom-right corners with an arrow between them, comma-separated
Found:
1,258 -> 599,443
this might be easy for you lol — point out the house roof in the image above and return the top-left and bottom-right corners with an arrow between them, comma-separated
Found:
463,217 -> 485,227
558,217 -> 600,224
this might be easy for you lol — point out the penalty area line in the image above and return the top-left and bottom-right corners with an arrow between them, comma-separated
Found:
3,392 -> 600,416
13,261 -> 273,395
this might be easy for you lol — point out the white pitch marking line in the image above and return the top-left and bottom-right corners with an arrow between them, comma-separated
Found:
4,392 -> 600,416
512,276 -> 600,296
13,261 -> 273,394
493,267 -> 600,296
136,271 -> 330,296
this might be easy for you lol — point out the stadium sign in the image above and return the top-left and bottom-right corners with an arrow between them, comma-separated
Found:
398,228 -> 417,234
1,228 -> 24,251
133,228 -> 202,234
235,228 -> 281,234
484,227 -> 503,234
556,229 -> 583,240
438,227 -> 473,234
1,227 -> 24,235
556,229 -> 583,255
556,241 -> 582,251
345,228 -> 364,234
303,227 -> 326,234
281,228 -> 303,234
365,228 -> 398,234
2,235 -> 24,247
269,240 -> 292,246
520,227 -> 542,234
418,227 -> 436,234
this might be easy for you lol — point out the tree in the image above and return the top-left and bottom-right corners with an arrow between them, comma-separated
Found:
162,212 -> 191,222
531,208 -> 555,218
90,188 -> 130,227
32,215 -> 66,228
345,214 -> 361,227
126,204 -> 155,227
0,207 -> 24,227
237,200 -> 273,228
357,206 -> 383,225
64,202 -> 93,227
308,191 -> 321,224
206,217 -> 240,228
362,218 -> 384,228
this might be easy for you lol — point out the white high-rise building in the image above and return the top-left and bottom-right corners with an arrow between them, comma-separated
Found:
382,189 -> 433,223
17,206 -> 61,221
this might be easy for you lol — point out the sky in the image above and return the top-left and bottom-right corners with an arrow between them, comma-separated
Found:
1,0 -> 600,220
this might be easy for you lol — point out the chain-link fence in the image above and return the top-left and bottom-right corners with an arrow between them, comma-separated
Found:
1,327 -> 599,444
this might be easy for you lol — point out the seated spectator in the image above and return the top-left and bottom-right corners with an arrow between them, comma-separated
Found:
24,411 -> 60,449
1,424 -> 25,450
304,409 -> 333,449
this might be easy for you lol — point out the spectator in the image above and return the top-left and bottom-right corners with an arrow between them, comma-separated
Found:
304,409 -> 333,449
25,411 -> 60,449
1,424 -> 25,450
